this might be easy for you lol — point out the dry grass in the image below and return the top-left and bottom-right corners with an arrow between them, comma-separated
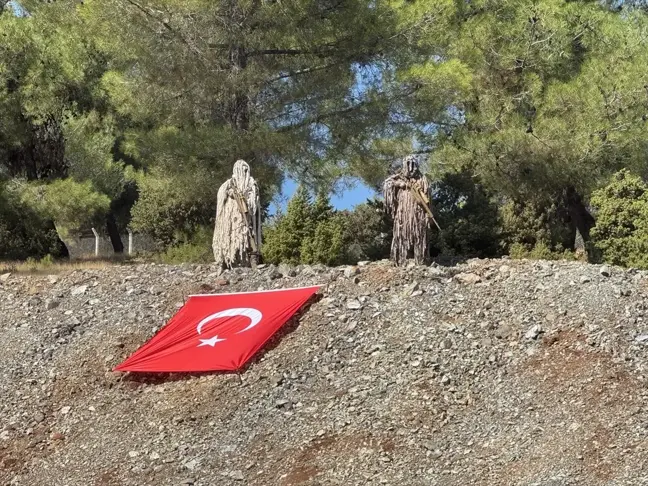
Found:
0,255 -> 134,275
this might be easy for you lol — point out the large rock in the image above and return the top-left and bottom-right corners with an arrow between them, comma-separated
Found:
343,266 -> 360,278
455,272 -> 482,284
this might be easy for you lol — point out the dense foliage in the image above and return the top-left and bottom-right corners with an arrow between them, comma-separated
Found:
590,170 -> 648,269
262,188 -> 352,266
0,181 -> 65,260
343,199 -> 392,263
428,169 -> 501,259
2,1 -> 648,268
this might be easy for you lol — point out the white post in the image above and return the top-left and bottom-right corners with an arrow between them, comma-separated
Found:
128,229 -> 133,256
91,227 -> 100,257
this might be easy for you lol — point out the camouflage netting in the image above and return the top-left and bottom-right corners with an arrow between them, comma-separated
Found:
383,155 -> 431,265
212,160 -> 262,269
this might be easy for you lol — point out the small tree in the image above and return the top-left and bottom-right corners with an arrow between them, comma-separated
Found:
262,187 -> 351,266
262,186 -> 314,265
301,213 -> 350,266
590,169 -> 648,269
310,191 -> 335,225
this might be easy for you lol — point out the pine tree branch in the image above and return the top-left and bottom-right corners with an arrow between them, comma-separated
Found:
245,0 -> 263,19
273,84 -> 418,133
247,48 -> 337,57
121,0 -> 209,66
262,59 -> 352,85
274,99 -> 378,133
265,63 -> 339,83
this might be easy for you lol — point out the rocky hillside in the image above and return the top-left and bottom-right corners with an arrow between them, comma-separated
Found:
2,258 -> 648,486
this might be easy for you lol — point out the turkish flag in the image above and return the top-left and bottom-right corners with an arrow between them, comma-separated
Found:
114,285 -> 320,372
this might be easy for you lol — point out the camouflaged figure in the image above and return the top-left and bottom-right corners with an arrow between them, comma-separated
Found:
383,155 -> 437,266
212,160 -> 262,270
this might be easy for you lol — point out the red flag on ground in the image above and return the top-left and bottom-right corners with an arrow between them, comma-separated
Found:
114,285 -> 320,372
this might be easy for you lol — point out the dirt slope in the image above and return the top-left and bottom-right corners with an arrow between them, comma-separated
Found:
2,258 -> 648,486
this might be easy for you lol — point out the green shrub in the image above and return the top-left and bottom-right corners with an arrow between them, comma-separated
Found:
428,169 -> 502,258
499,199 -> 573,257
159,243 -> 212,264
156,226 -> 213,264
509,241 -> 575,261
130,170 -> 216,249
343,198 -> 392,262
39,254 -> 55,267
262,187 -> 351,266
590,169 -> 648,269
18,255 -> 56,272
0,182 -> 66,261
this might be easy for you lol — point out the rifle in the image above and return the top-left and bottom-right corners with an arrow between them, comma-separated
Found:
407,182 -> 442,231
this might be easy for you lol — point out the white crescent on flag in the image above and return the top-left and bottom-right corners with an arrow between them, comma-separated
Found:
196,308 -> 263,347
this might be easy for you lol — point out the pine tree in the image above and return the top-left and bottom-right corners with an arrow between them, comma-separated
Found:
262,186 -> 313,265
262,187 -> 350,265
300,213 -> 349,266
71,0 -> 398,241
390,0 -> 648,252
0,2 -> 135,253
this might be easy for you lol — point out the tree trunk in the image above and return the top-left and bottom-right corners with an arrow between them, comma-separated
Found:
46,219 -> 70,259
6,115 -> 67,181
106,212 -> 124,253
209,41 -> 252,159
564,186 -> 595,256
227,45 -> 250,132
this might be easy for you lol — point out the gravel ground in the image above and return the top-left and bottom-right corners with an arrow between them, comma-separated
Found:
2,258 -> 648,485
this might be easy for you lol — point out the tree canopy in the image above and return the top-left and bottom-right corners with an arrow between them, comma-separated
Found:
2,0 -> 648,266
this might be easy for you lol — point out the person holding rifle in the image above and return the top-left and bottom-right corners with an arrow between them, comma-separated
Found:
383,154 -> 440,266
212,159 -> 262,270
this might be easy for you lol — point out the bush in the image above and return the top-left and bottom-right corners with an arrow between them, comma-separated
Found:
499,199 -> 573,257
18,254 -> 56,272
0,182 -> 66,261
159,243 -> 212,264
429,169 -> 502,258
156,226 -> 213,264
130,170 -> 216,249
590,169 -> 648,269
262,187 -> 351,266
508,241 -> 575,261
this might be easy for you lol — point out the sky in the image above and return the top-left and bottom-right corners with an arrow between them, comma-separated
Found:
268,177 -> 377,216
7,1 -> 26,16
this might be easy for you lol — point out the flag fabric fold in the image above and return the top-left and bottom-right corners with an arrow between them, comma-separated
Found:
114,285 -> 320,372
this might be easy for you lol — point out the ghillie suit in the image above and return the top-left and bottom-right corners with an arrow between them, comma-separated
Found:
212,160 -> 262,269
383,155 -> 439,266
